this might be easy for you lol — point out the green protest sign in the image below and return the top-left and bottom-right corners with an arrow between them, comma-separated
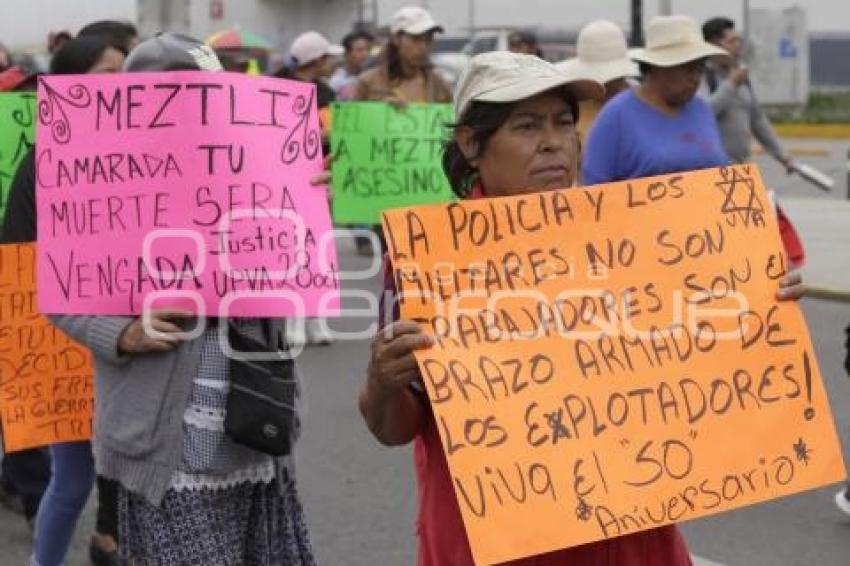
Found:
0,93 -> 36,220
330,102 -> 456,224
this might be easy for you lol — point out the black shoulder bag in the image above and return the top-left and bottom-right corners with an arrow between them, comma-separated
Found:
224,320 -> 297,457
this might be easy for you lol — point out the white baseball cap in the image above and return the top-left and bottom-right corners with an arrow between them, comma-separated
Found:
289,31 -> 343,67
454,51 -> 604,121
629,15 -> 728,67
390,6 -> 444,35
556,20 -> 638,84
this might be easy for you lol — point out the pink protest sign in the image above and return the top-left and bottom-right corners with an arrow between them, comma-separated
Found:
36,72 -> 339,317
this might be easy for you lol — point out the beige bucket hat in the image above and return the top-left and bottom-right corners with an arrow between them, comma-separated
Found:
454,51 -> 604,121
629,15 -> 728,67
557,20 -> 638,84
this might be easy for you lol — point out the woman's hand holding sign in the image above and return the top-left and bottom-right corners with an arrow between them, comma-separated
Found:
776,270 -> 804,301
118,310 -> 193,354
360,320 -> 434,446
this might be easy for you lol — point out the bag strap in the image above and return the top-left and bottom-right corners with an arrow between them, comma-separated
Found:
261,319 -> 291,353
222,318 -> 289,353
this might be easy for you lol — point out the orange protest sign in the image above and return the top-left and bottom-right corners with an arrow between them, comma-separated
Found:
381,164 -> 846,565
0,243 -> 94,451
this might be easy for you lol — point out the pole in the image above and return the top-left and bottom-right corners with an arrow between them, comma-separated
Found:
159,0 -> 169,31
805,285 -> 850,304
468,0 -> 475,40
742,0 -> 751,60
846,149 -> 850,200
630,0 -> 643,47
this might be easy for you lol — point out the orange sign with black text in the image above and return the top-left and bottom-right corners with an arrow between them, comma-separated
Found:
0,243 -> 94,451
382,164 -> 846,565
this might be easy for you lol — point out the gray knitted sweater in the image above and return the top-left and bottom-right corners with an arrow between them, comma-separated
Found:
47,314 -> 297,506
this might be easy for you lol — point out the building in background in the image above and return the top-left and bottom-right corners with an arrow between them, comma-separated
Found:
748,6 -> 809,105
1,0 -> 363,55
0,0 -> 137,51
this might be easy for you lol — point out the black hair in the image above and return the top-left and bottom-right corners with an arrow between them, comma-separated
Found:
383,32 -> 436,82
78,20 -> 138,55
702,17 -> 734,43
50,31 -> 73,49
49,36 -> 113,75
384,34 -> 411,82
638,58 -> 706,79
385,38 -> 403,81
442,88 -> 579,198
638,61 -> 654,77
342,30 -> 374,52
508,29 -> 538,47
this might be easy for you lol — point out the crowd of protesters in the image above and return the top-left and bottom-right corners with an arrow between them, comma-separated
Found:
0,5 -> 846,566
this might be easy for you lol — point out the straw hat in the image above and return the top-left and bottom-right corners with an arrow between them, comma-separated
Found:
454,51 -> 603,121
557,20 -> 638,84
630,15 -> 728,67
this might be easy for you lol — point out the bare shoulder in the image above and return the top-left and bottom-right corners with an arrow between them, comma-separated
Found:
357,67 -> 384,89
354,67 -> 392,101
431,72 -> 452,103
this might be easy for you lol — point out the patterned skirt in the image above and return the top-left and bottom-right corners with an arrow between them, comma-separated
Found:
118,480 -> 316,566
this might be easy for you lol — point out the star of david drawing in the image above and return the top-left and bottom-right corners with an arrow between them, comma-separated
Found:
715,166 -> 765,227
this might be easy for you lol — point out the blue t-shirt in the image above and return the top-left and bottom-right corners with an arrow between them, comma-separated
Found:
581,89 -> 729,185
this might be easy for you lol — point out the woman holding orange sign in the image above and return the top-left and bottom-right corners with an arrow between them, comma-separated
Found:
359,50 -> 805,566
